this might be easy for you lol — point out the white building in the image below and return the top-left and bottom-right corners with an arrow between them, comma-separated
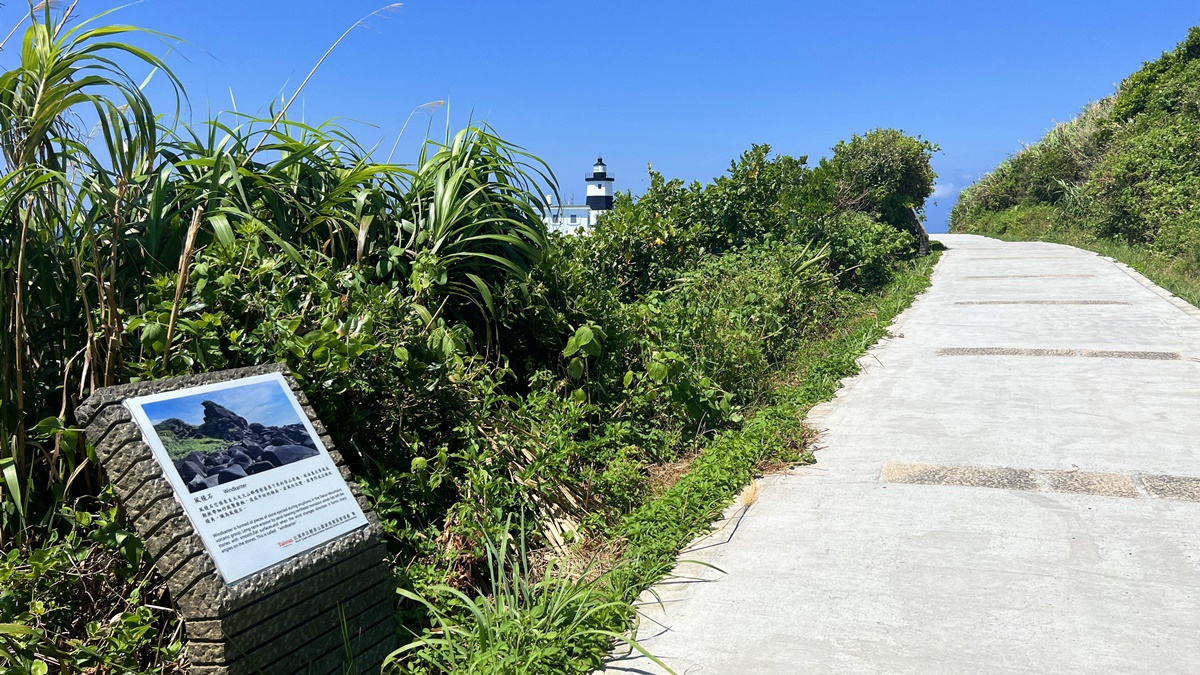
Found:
545,157 -> 615,233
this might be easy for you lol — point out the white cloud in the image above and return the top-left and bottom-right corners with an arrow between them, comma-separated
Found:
931,183 -> 958,199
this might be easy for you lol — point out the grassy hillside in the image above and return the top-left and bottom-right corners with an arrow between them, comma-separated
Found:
156,430 -> 230,460
951,26 -> 1200,304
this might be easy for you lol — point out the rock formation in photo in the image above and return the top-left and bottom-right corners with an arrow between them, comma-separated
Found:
155,401 -> 319,493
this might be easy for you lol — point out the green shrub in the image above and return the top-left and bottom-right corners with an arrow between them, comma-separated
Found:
1084,113 -> 1200,250
0,500 -> 181,674
816,128 -> 939,238
952,204 -> 1061,241
613,252 -> 938,599
952,98 -> 1114,223
811,211 -> 915,288
578,145 -> 808,300
1110,26 -> 1200,122
646,239 -> 836,403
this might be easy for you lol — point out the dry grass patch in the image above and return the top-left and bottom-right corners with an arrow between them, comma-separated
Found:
527,536 -> 626,584
645,454 -> 698,498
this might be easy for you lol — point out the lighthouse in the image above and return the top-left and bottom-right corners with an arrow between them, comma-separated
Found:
584,157 -> 615,226
543,157 -> 617,233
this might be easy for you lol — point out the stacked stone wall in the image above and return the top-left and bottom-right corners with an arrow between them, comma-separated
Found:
77,363 -> 395,674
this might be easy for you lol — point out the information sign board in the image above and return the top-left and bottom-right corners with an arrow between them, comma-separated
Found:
125,372 -> 369,583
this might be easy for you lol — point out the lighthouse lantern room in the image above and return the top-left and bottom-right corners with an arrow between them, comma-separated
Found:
584,157 -> 615,226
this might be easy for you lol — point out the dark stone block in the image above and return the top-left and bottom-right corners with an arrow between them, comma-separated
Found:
217,465 -> 248,484
189,475 -> 220,493
263,444 -> 318,467
246,461 -> 274,475
177,458 -> 204,484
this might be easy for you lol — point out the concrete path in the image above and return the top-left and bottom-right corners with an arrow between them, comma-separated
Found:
606,234 -> 1200,674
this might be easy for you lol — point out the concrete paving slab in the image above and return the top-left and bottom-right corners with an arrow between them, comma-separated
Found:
606,235 -> 1200,674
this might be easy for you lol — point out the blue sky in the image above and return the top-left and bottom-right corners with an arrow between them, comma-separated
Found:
142,381 -> 301,428
15,1 -> 1200,232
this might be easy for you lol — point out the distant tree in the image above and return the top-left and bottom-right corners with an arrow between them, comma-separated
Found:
824,128 -> 939,254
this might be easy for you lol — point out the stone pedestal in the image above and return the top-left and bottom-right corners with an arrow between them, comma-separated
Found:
76,364 -> 396,674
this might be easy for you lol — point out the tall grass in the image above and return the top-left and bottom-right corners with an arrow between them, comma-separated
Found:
0,7 -> 554,544
0,5 -> 180,540
387,522 -> 673,675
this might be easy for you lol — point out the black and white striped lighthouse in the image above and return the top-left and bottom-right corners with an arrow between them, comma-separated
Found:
585,157 -> 615,225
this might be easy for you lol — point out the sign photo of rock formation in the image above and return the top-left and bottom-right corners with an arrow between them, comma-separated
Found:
136,379 -> 321,493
